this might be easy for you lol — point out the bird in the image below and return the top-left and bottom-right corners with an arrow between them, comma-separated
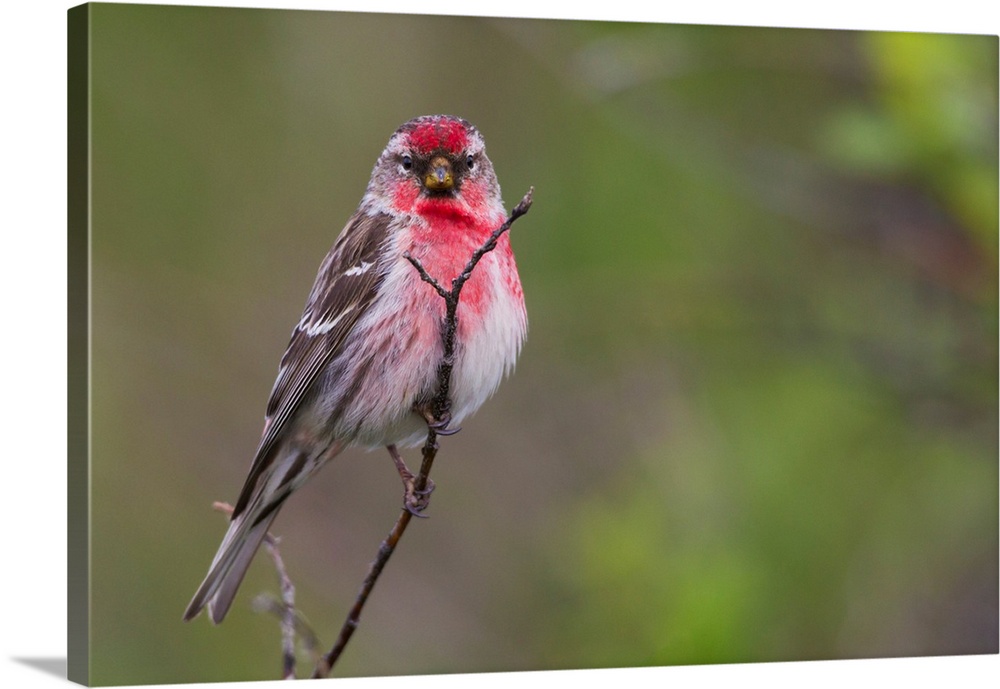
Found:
183,115 -> 527,624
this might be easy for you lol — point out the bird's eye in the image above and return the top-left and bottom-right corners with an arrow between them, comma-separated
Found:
466,155 -> 475,170
401,155 -> 413,171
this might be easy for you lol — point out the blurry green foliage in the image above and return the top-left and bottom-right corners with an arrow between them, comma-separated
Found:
824,32 -> 998,250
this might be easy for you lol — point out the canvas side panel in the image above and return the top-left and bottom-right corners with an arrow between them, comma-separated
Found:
68,3 -> 91,686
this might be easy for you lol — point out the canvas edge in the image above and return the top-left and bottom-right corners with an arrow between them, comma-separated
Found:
68,3 -> 91,686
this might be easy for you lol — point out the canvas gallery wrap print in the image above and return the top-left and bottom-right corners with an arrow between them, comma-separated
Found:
68,3 -> 998,686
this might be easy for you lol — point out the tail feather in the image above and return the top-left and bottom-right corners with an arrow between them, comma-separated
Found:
185,441 -> 343,623
183,507 -> 281,624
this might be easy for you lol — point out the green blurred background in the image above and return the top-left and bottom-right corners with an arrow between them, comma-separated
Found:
85,4 -> 997,685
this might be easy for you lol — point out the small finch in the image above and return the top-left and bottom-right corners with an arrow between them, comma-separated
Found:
184,115 -> 527,624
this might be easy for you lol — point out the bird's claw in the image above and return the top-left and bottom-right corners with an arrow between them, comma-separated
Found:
430,418 -> 462,436
417,405 -> 461,436
405,503 -> 428,518
403,477 -> 435,517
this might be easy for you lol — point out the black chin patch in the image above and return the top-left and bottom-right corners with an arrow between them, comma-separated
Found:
423,186 -> 458,198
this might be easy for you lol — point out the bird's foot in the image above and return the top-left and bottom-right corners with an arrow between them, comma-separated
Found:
415,403 -> 461,436
387,444 -> 436,517
403,477 -> 436,517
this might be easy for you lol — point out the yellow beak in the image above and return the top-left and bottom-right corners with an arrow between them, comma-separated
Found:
424,156 -> 454,191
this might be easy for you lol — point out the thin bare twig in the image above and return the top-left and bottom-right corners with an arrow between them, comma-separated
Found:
262,536 -> 297,678
252,595 -> 322,665
312,187 -> 534,679
213,502 -> 302,679
405,186 -> 534,425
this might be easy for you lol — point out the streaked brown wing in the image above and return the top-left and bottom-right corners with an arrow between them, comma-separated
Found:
232,210 -> 395,517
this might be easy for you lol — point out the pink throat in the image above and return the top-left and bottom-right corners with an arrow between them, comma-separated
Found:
390,180 -> 487,227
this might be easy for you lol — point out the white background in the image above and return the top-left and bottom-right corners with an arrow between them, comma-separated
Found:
1,1 -> 997,688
